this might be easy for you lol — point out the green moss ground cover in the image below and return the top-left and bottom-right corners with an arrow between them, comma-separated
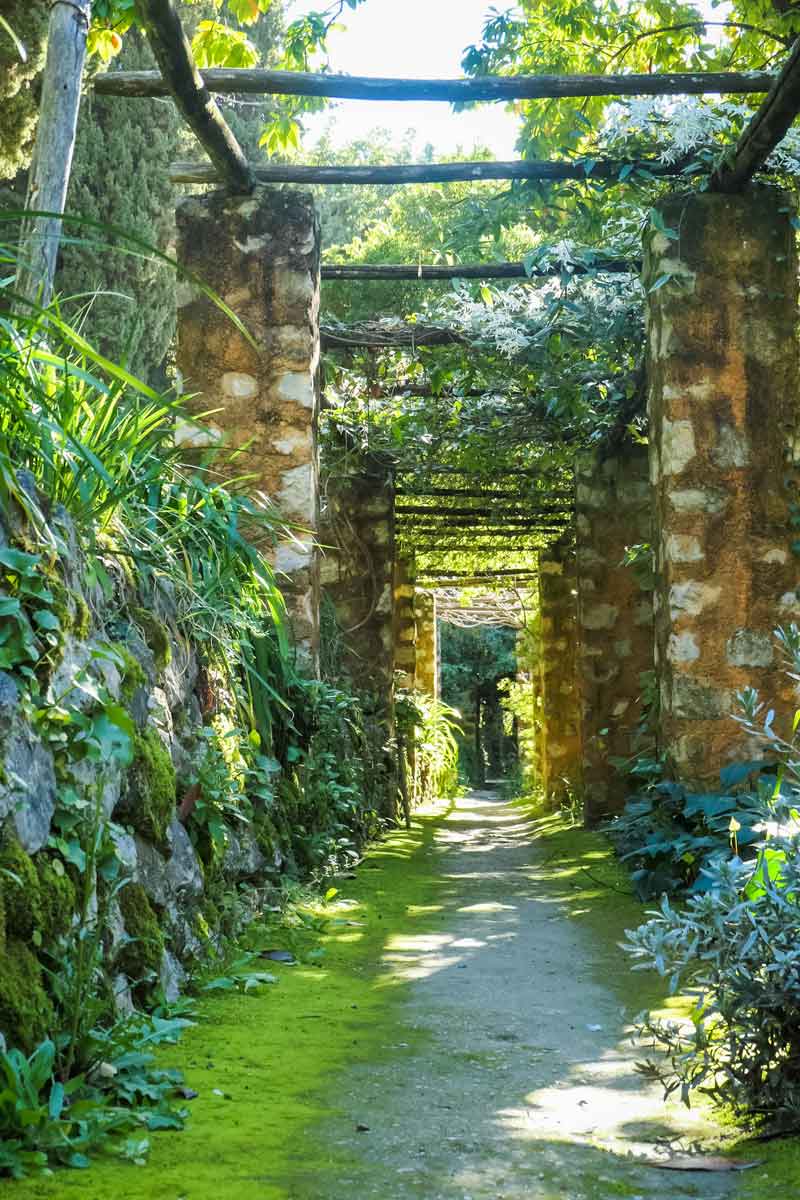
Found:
8,805 -> 447,1198
8,798 -> 800,1197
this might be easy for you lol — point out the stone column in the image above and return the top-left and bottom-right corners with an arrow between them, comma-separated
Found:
176,188 -> 321,672
414,590 -> 438,698
539,537 -> 582,807
645,187 -> 800,785
319,459 -> 395,695
393,552 -> 417,691
576,443 -> 654,824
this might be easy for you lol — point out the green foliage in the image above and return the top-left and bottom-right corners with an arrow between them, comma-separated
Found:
0,546 -> 69,679
0,1017 -> 190,1179
0,0 -> 47,180
625,844 -> 800,1123
395,689 -> 462,806
606,768 -> 773,899
622,627 -> 800,1121
291,679 -> 383,872
184,722 -> 257,861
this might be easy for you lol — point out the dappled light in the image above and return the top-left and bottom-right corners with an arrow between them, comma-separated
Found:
4,0 -> 800,1194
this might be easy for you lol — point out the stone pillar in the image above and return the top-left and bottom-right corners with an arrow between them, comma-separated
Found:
393,552 -> 416,690
414,590 -> 438,698
176,188 -> 321,672
645,187 -> 800,785
539,537 -> 582,807
319,459 -> 395,694
576,443 -> 654,825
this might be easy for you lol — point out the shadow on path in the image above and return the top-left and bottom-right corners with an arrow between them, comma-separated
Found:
301,789 -> 735,1200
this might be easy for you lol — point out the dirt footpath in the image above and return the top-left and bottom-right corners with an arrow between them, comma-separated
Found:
309,790 -> 734,1200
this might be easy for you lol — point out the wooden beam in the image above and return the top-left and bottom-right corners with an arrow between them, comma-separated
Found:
399,466 -> 558,477
134,0 -> 253,193
95,66 -> 775,102
417,569 -> 540,579
16,0 -> 91,309
170,156 -> 686,188
395,508 -> 573,520
322,259 -> 637,280
395,487 -> 572,499
712,38 -> 800,192
410,544 -> 556,551
321,322 -> 463,349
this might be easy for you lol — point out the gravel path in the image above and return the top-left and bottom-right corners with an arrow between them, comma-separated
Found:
311,789 -> 735,1200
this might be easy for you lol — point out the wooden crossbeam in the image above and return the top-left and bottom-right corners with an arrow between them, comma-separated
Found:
712,38 -> 800,192
395,487 -> 572,499
398,517 -> 572,525
170,156 -> 688,187
399,466 -> 558,477
134,0 -> 253,193
417,569 -> 539,579
393,499 -> 568,513
95,66 -> 775,102
321,322 -> 462,349
322,259 -> 637,280
411,543 -> 555,551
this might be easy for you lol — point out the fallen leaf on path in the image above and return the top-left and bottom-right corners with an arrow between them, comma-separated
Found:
355,1123 -> 370,1132
260,949 -> 296,963
177,1087 -> 199,1101
647,1155 -> 763,1172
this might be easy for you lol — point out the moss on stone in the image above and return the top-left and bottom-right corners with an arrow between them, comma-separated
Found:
72,591 -> 91,639
113,641 -> 147,703
36,858 -> 77,939
0,882 -> 6,955
0,835 -> 43,939
0,939 -> 54,1052
117,882 -> 164,985
122,727 -> 177,847
131,606 -> 172,673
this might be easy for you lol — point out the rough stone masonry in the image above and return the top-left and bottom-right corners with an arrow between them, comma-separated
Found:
645,186 -> 800,786
176,188 -> 321,671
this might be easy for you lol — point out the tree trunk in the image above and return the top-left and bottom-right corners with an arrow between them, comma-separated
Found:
17,0 -> 92,310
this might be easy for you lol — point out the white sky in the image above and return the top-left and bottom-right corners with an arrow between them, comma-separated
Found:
289,0 -> 731,157
291,0 -> 523,157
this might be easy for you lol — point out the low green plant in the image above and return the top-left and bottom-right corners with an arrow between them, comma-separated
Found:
623,626 -> 800,1123
624,844 -> 800,1122
395,688 -> 462,809
0,1014 -> 191,1179
606,766 -> 772,899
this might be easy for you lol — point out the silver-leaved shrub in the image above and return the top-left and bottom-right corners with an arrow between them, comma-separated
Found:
623,625 -> 800,1122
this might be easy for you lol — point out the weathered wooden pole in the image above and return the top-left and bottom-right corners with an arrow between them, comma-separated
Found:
16,0 -> 91,309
